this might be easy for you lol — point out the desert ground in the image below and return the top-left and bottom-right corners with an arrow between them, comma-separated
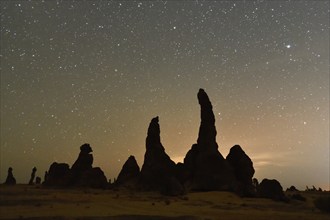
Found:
0,185 -> 329,220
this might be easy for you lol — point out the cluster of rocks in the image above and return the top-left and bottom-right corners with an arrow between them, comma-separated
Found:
43,143 -> 108,188
116,89 -> 283,199
4,89 -> 288,202
3,167 -> 42,185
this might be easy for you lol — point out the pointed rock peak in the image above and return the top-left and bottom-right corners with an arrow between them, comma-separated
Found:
229,145 -> 243,153
128,155 -> 135,160
146,116 -> 162,149
116,155 -> 140,186
197,89 -> 216,146
124,155 -> 139,168
148,116 -> 160,137
5,167 -> 16,185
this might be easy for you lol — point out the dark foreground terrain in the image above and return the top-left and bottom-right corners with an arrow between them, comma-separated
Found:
0,185 -> 329,220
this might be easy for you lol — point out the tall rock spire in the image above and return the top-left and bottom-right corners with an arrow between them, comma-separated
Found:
140,116 -> 184,195
197,88 -> 217,147
183,89 -> 235,190
146,116 -> 163,151
4,167 -> 16,185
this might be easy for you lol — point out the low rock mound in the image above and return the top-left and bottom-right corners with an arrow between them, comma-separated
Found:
257,179 -> 287,201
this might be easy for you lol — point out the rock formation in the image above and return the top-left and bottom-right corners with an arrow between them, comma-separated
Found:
116,155 -> 140,187
71,143 -> 107,188
43,162 -> 70,187
77,167 -> 108,189
257,179 -> 287,201
4,167 -> 16,185
71,143 -> 93,177
140,116 -> 184,195
35,176 -> 41,184
183,89 -> 235,190
43,171 -> 48,184
44,144 -> 107,188
28,167 -> 37,185
226,145 -> 255,196
286,185 -> 298,192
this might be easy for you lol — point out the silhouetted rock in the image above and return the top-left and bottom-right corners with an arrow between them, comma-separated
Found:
226,145 -> 255,196
252,178 -> 259,188
175,162 -> 190,184
43,171 -> 48,184
43,144 -> 107,189
196,89 -> 217,149
116,155 -> 140,187
4,167 -> 16,185
71,143 -> 93,175
69,143 -> 94,186
286,185 -> 299,192
35,176 -> 41,184
43,162 -> 70,187
257,179 -> 287,201
161,176 -> 185,196
140,116 -> 184,195
77,167 -> 108,189
29,167 -> 37,185
183,89 -> 235,190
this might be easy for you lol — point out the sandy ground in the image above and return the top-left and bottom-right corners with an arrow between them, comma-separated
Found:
0,185 -> 329,220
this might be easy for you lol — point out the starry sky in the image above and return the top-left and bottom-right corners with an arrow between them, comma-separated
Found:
1,0 -> 329,190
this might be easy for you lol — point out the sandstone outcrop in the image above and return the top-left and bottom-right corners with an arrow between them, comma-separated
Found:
257,179 -> 287,201
44,144 -> 107,188
226,145 -> 255,196
43,162 -> 70,187
140,117 -> 184,195
35,176 -> 41,184
116,155 -> 140,187
28,167 -> 37,185
183,89 -> 235,190
77,167 -> 108,188
4,167 -> 16,185
71,143 -> 93,177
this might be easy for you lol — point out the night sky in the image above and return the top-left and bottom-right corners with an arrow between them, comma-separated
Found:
1,1 -> 329,190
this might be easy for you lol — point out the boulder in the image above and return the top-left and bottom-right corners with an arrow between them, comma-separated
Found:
43,162 -> 70,187
77,167 -> 108,189
4,167 -> 16,185
257,179 -> 287,201
226,145 -> 255,196
183,89 -> 235,190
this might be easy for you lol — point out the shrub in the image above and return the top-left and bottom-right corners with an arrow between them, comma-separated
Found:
314,196 -> 330,212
